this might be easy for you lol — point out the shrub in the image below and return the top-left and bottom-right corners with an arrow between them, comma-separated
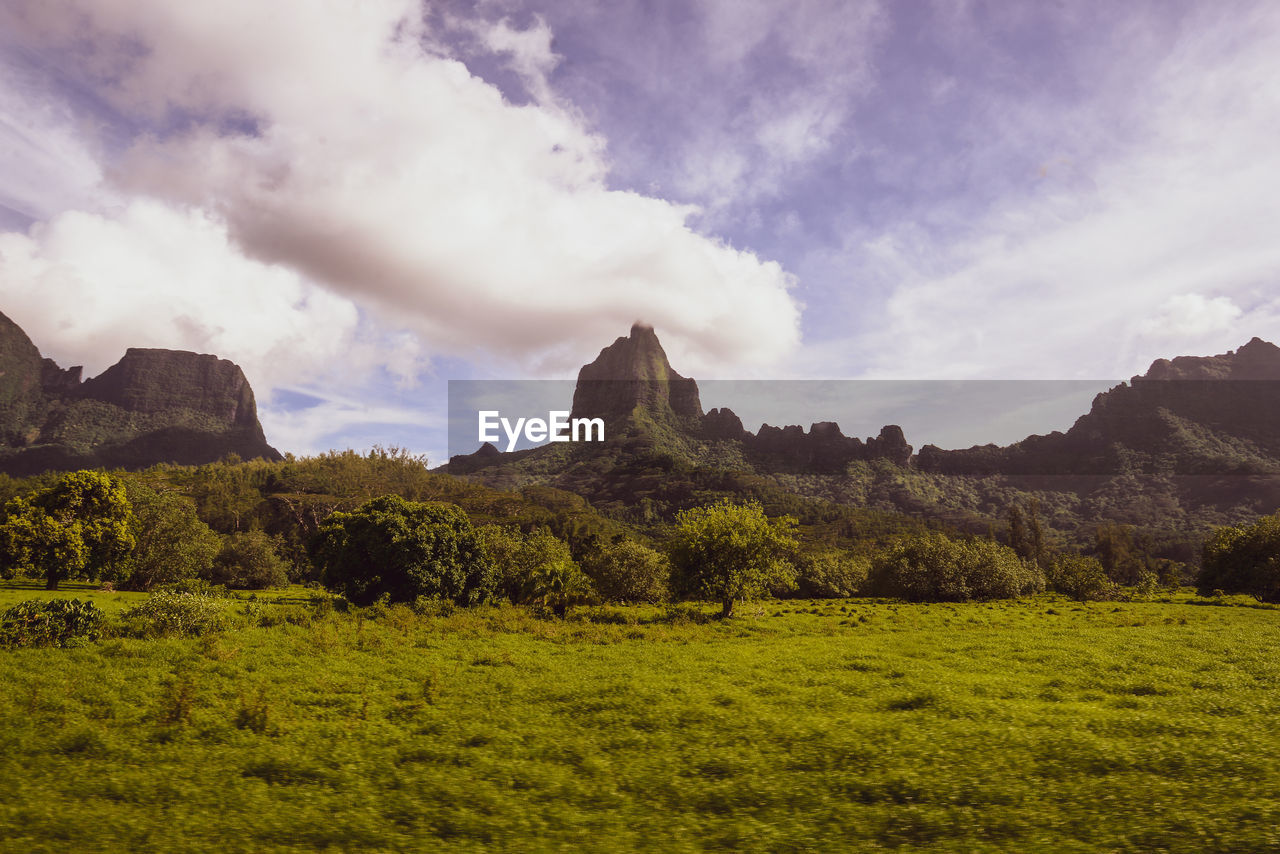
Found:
791,550 -> 870,598
312,496 -> 494,607
528,557 -> 594,618
121,591 -> 226,637
208,530 -> 289,589
0,599 -> 105,648
582,539 -> 670,603
867,533 -> 1043,602
477,526 -> 593,616
1047,555 -> 1115,601
1198,515 -> 1280,602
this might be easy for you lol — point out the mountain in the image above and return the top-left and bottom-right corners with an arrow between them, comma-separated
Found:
917,338 -> 1280,476
0,310 -> 281,474
449,326 -> 1280,551
571,323 -> 703,422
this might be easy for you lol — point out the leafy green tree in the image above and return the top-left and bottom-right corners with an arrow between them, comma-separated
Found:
208,530 -> 289,589
667,500 -> 798,617
478,525 -> 592,613
1046,554 -> 1114,601
582,539 -> 670,603
0,471 -> 135,589
791,550 -> 870,598
1198,514 -> 1280,602
868,532 -> 1043,602
123,484 -> 222,591
312,496 -> 493,606
1008,498 -> 1052,570
1093,522 -> 1158,588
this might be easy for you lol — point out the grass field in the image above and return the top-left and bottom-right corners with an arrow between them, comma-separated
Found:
2,585 -> 1280,852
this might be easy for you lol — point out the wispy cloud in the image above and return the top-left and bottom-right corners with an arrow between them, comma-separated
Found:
806,2 -> 1280,380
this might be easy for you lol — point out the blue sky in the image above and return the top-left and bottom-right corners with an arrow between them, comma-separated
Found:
1,0 -> 1278,460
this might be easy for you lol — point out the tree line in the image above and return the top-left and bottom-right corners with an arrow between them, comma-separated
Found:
1,455 -> 1277,613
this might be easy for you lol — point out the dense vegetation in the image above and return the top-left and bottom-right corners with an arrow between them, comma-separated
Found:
2,446 -> 1279,850
0,450 -> 1269,612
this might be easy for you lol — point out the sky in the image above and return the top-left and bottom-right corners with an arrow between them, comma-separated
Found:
1,0 -> 1278,460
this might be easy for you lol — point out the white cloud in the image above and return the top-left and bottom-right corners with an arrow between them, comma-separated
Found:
259,393 -> 442,460
2,0 -> 800,381
1140,294 -> 1243,340
659,0 -> 885,211
470,15 -> 561,106
0,58 -> 104,222
845,4 -> 1280,380
0,200 -> 367,392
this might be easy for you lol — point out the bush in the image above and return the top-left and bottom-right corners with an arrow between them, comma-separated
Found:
867,533 -> 1044,602
1198,515 -> 1280,602
791,550 -> 869,598
313,496 -> 494,607
121,590 -> 226,637
582,539 -> 670,603
208,530 -> 289,589
0,599 -> 104,648
478,526 -> 593,616
1047,555 -> 1115,601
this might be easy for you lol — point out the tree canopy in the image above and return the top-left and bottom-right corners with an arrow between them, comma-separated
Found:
668,499 -> 797,617
313,496 -> 494,606
0,470 -> 135,589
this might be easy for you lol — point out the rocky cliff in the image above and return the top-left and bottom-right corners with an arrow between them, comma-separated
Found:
917,338 -> 1280,476
0,310 -> 281,474
454,323 -> 912,475
570,323 -> 704,422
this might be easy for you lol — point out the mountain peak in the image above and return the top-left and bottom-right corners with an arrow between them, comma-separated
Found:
570,325 -> 702,421
1140,337 -> 1280,381
0,309 -> 280,474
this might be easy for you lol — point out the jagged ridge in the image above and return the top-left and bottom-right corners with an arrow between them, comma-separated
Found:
0,310 -> 281,475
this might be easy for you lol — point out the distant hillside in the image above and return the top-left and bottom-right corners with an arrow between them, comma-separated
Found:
0,310 -> 281,474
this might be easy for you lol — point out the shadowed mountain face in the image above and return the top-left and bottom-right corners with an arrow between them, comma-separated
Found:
570,323 -> 703,422
0,310 -> 281,475
917,339 -> 1280,476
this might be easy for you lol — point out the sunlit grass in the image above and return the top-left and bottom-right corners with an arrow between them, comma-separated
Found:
2,586 -> 1279,852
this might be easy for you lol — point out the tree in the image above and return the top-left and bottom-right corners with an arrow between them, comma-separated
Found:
478,525 -> 594,615
528,557 -> 594,618
1198,514 -> 1280,602
0,471 -> 135,589
867,532 -> 1044,602
1093,522 -> 1158,588
312,496 -> 493,606
1046,554 -> 1114,601
208,530 -> 289,589
123,484 -> 222,591
667,500 -> 798,617
791,550 -> 869,598
1007,498 -> 1051,570
582,539 -> 670,603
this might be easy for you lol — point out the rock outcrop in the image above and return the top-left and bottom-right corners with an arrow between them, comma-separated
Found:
570,323 -> 703,422
917,339 -> 1280,476
0,310 -> 281,475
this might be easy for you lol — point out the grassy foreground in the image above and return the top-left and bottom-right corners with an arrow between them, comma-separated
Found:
2,587 -> 1280,852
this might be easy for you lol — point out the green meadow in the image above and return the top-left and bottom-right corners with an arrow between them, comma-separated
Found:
2,586 -> 1280,852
